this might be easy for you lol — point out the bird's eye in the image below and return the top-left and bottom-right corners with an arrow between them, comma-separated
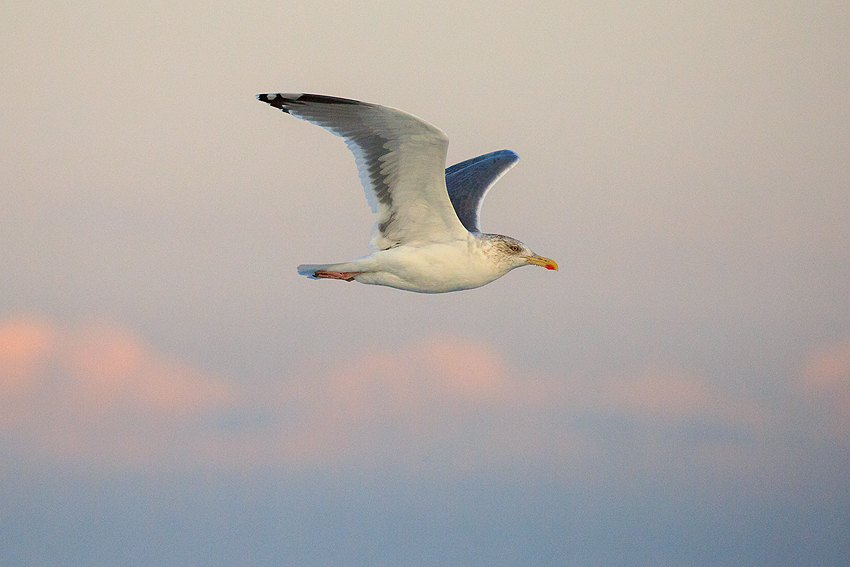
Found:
509,243 -> 522,253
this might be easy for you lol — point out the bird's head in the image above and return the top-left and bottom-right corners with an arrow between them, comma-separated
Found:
486,234 -> 559,272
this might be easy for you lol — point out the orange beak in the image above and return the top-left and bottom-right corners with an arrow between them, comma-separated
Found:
526,255 -> 558,271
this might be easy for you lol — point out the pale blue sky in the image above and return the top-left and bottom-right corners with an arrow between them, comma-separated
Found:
2,1 -> 849,565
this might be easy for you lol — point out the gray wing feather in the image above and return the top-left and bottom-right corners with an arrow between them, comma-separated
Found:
445,150 -> 519,233
258,93 -> 468,249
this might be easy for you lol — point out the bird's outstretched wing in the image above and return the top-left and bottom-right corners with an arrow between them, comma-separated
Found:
258,93 -> 468,250
445,150 -> 519,233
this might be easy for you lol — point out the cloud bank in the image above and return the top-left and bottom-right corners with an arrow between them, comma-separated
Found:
4,316 -> 845,492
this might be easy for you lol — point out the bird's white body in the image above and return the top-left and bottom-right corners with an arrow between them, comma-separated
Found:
257,93 -> 557,293
300,234 -> 517,293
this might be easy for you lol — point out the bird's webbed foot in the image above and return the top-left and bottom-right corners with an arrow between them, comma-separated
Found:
312,270 -> 363,282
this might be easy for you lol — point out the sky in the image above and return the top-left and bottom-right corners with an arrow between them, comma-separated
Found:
1,0 -> 849,565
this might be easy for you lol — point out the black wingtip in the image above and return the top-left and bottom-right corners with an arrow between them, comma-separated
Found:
257,92 -> 366,114
256,93 -> 291,113
293,93 -> 363,106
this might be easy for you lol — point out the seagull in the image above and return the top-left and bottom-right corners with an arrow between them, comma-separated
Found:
257,93 -> 557,293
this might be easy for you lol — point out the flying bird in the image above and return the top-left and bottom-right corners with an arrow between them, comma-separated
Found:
257,93 -> 557,293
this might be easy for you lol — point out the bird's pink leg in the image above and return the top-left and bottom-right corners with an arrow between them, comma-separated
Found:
313,270 -> 364,282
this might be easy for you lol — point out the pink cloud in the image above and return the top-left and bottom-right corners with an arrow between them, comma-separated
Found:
255,341 -> 773,477
0,316 -> 776,478
799,339 -> 850,393
795,338 -> 850,435
59,322 -> 231,415
2,320 -> 546,470
0,317 -> 233,466
598,368 -> 769,431
253,336 -> 560,469
0,317 -> 55,393
0,318 -> 57,431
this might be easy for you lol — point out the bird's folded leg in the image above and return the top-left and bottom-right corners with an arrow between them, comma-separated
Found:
312,270 -> 364,282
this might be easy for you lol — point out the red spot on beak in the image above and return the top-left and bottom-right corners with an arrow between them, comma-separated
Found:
545,264 -> 556,270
